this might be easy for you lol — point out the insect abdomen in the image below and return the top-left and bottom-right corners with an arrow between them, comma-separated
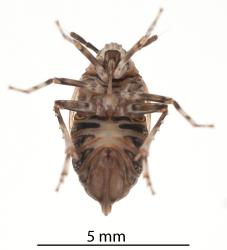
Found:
70,115 -> 147,214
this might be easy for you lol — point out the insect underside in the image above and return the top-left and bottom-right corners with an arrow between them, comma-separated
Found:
9,9 -> 213,215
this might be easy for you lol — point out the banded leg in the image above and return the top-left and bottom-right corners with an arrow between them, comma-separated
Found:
9,77 -> 96,94
54,102 -> 78,160
55,153 -> 70,192
143,158 -> 155,195
70,32 -> 99,53
55,100 -> 95,113
127,102 -> 167,115
135,108 -> 168,161
55,20 -> 99,53
136,109 -> 168,193
56,21 -> 107,81
129,102 -> 167,192
115,8 -> 162,77
54,99 -> 95,190
121,35 -> 158,66
54,99 -> 95,153
129,92 -> 214,127
125,8 -> 163,59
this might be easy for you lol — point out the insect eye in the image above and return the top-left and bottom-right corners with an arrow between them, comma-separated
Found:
133,116 -> 146,122
74,113 -> 87,120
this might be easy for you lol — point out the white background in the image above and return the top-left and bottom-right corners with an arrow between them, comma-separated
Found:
0,0 -> 227,250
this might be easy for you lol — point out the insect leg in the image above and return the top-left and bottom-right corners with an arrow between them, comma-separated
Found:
56,21 -> 107,81
54,100 -> 95,191
114,8 -> 162,78
170,99 -> 214,128
135,109 -> 168,161
122,35 -> 158,64
131,93 -> 214,128
128,8 -> 163,56
73,41 -> 107,81
70,32 -> 99,53
55,20 -> 99,53
127,102 -> 167,115
143,158 -> 155,195
53,102 -> 78,160
129,102 -> 167,192
54,99 -> 95,154
54,100 -> 95,113
55,153 -> 70,192
9,78 -> 93,94
136,108 -> 168,193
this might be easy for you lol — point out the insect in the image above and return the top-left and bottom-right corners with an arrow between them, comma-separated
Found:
9,9 -> 213,215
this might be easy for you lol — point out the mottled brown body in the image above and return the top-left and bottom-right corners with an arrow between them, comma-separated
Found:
71,63 -> 148,214
9,8 -> 213,215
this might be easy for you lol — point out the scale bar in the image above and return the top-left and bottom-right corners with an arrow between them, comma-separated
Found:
37,244 -> 190,247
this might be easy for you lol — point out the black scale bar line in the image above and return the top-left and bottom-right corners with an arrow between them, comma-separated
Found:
37,244 -> 190,247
